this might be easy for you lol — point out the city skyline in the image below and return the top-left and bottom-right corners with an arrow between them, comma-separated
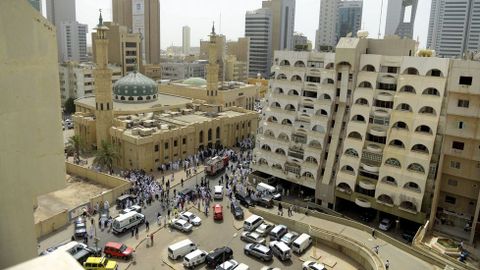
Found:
43,0 -> 433,49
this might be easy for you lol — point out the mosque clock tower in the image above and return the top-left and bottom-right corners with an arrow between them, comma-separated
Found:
206,23 -> 219,105
93,11 -> 114,148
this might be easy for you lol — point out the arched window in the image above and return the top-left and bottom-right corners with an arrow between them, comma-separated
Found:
261,144 -> 272,151
312,125 -> 325,133
275,148 -> 286,155
337,183 -> 353,194
137,96 -> 143,101
258,158 -> 268,165
276,73 -> 287,80
419,106 -> 436,116
399,85 -> 416,94
325,63 -> 334,69
199,130 -> 204,143
273,87 -> 284,94
287,89 -> 299,96
385,158 -> 401,168
264,130 -> 275,137
146,96 -> 151,100
396,103 -> 412,112
153,95 -> 156,99
415,125 -> 432,134
355,98 -> 369,105
344,148 -> 359,158
400,201 -> 417,212
377,194 -> 394,204
381,176 -> 398,186
309,140 -> 322,149
216,126 -> 220,139
358,81 -> 373,88
319,94 -> 331,100
302,171 -> 314,178
120,96 -> 126,101
128,96 -> 134,101
278,133 -> 289,141
411,144 -> 429,154
341,165 -> 355,175
270,102 -> 281,109
426,69 -> 443,77
316,109 -> 328,116
284,104 -> 296,111
281,119 -> 293,126
272,163 -> 282,170
422,88 -> 440,96
306,156 -> 318,164
403,67 -> 419,75
351,115 -> 366,122
404,182 -> 421,193
279,60 -> 290,66
323,78 -> 335,84
294,60 -> 305,67
267,116 -> 278,123
362,65 -> 376,72
347,131 -> 362,140
392,121 -> 409,130
291,75 -> 302,82
208,128 -> 212,141
389,139 -> 405,148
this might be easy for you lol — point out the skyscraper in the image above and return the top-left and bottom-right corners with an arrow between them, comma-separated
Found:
427,0 -> 480,58
385,0 -> 418,39
58,21 -> 89,62
46,0 -> 76,26
316,0 -> 337,51
336,0 -> 363,41
183,26 -> 191,55
262,0 -> 296,51
112,0 -> 161,64
245,8 -> 273,77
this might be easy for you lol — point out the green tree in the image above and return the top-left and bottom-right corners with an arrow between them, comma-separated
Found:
93,140 -> 120,174
66,135 -> 83,163
64,97 -> 76,114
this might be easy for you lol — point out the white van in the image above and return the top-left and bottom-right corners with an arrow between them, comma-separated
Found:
256,182 -> 281,200
291,233 -> 312,254
168,239 -> 197,260
269,224 -> 288,240
243,215 -> 264,231
214,185 -> 224,200
183,249 -> 207,268
235,263 -> 250,270
112,211 -> 145,234
269,240 -> 291,261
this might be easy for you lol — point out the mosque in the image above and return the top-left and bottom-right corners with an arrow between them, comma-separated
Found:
73,17 -> 258,172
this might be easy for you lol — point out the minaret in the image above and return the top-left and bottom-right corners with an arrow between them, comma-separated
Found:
206,22 -> 219,104
93,11 -> 114,148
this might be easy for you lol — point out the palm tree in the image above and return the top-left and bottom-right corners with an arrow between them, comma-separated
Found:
93,140 -> 120,174
66,135 -> 83,163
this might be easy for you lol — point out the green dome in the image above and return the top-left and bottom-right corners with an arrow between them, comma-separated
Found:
113,71 -> 158,103
182,77 -> 207,87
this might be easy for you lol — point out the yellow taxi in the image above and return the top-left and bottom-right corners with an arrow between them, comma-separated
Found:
83,257 -> 118,270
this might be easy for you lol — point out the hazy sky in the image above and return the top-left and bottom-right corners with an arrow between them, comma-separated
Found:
67,0 -> 432,48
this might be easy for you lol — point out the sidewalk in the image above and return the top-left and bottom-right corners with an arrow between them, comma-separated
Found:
256,206 -> 439,270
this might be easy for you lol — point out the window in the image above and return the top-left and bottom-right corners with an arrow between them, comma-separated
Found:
154,145 -> 159,152
458,99 -> 469,108
458,121 -> 465,129
174,140 -> 178,147
182,138 -> 186,145
447,179 -> 458,186
164,142 -> 169,149
445,196 -> 456,204
337,73 -> 342,80
459,76 -> 472,86
452,141 -> 464,150
450,160 -> 461,169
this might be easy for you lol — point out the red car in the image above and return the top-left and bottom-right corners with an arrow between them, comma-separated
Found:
103,241 -> 134,259
213,204 -> 223,220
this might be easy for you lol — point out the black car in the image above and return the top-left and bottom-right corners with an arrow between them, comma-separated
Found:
402,230 -> 416,243
254,196 -> 274,208
230,201 -> 244,220
206,246 -> 233,267
360,211 -> 375,222
235,193 -> 255,208
73,217 -> 87,239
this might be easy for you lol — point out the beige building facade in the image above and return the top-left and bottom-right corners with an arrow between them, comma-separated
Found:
0,1 -> 66,267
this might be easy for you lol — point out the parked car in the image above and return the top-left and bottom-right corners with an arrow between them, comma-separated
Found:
235,193 -> 255,208
169,218 -> 193,232
213,204 -> 223,221
120,204 -> 142,215
215,259 -> 239,270
402,230 -> 416,243
179,211 -> 202,226
230,201 -> 244,220
183,249 -> 207,268
116,194 -> 136,209
244,243 -> 272,261
206,247 -> 233,267
83,256 -> 118,270
302,260 -> 326,270
255,222 -> 274,237
280,231 -> 299,246
379,218 -> 393,231
56,241 -> 101,264
254,196 -> 274,208
103,242 -> 134,259
360,211 -> 375,222
240,232 -> 266,244
74,217 -> 87,239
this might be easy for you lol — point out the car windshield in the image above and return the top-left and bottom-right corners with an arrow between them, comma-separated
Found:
119,244 -> 127,252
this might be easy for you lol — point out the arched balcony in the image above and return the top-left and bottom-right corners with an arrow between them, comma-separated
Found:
264,129 -> 275,138
389,139 -> 405,149
281,119 -> 293,126
337,182 -> 353,194
384,158 -> 401,168
377,194 -> 394,205
308,140 -> 322,149
404,182 -> 421,193
312,125 -> 325,133
407,163 -> 425,174
340,165 -> 356,175
399,201 -> 418,212
415,125 -> 433,135
325,62 -> 334,69
358,81 -> 373,89
272,163 -> 283,170
399,85 -> 416,94
426,69 -> 443,77
288,89 -> 299,96
322,78 -> 335,84
392,121 -> 409,131
411,144 -> 429,154
284,104 -> 296,111
403,67 -> 419,75
319,94 -> 332,100
258,158 -> 268,166
418,106 -> 437,116
355,98 -> 369,106
273,87 -> 284,94
396,103 -> 412,112
315,109 -> 328,116
291,75 -> 303,82
362,64 -> 376,72
381,176 -> 398,186
344,148 -> 359,158
278,133 -> 290,141
422,88 -> 440,96
279,60 -> 290,66
347,131 -> 363,140
270,102 -> 281,109
351,114 -> 366,123
306,156 -> 318,164
302,171 -> 314,179
277,73 -> 287,80
275,148 -> 286,156
261,144 -> 272,151
267,116 -> 278,123
294,60 -> 305,67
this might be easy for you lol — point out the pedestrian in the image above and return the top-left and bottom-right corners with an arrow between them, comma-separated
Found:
278,203 -> 283,216
373,245 -> 379,254
181,178 -> 184,187
372,228 -> 376,238
385,260 -> 390,270
145,220 -> 150,231
131,228 -> 134,237
135,226 -> 139,239
157,212 -> 161,226
150,233 -> 154,245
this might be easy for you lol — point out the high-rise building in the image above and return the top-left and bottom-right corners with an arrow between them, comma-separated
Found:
245,8 -> 273,77
46,0 -> 76,26
262,0 -> 296,51
336,0 -> 363,41
427,0 -> 480,58
183,26 -> 191,55
385,0 -> 418,39
58,21 -> 88,63
293,32 -> 310,51
0,0 -> 66,267
160,61 -> 206,81
27,0 -> 42,12
429,59 -> 480,244
92,22 -> 142,76
112,0 -> 161,64
316,0 -> 337,51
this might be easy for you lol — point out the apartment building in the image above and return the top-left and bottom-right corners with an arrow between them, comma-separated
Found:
252,36 -> 451,228
430,59 -> 480,244
160,61 -> 206,81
